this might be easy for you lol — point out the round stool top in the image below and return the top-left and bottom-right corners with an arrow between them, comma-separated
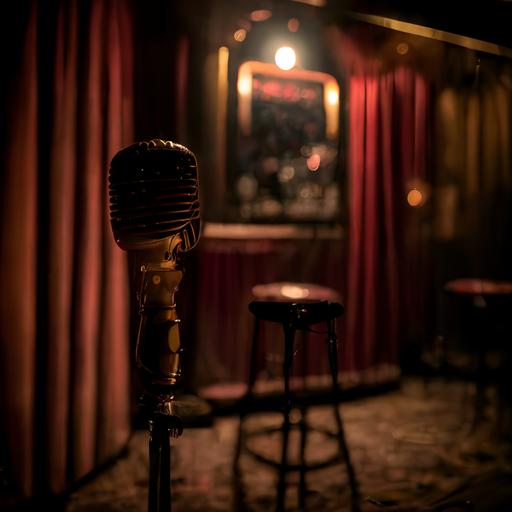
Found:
444,278 -> 512,297
252,282 -> 341,303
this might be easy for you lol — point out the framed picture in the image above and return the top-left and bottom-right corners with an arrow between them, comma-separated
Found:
234,60 -> 341,223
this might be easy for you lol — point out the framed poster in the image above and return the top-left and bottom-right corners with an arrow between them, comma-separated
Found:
235,61 -> 341,222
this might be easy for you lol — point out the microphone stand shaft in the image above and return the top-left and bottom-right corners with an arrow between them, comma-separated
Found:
148,415 -> 172,512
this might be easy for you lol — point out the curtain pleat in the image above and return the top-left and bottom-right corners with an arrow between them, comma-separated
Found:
97,0 -> 132,465
0,4 -> 39,498
70,0 -> 104,480
44,0 -> 78,493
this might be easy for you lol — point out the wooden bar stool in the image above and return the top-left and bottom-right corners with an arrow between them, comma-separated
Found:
233,282 -> 359,512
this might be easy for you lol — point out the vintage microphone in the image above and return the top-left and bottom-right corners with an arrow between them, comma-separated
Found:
108,139 -> 202,512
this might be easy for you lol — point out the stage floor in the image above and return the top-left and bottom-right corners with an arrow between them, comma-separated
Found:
64,377 -> 512,511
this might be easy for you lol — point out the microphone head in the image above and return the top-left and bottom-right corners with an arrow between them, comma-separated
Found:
109,139 -> 200,252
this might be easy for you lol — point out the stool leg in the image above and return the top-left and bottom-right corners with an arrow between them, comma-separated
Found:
299,405 -> 308,510
472,303 -> 488,432
327,317 -> 360,512
234,317 -> 261,472
277,324 -> 295,512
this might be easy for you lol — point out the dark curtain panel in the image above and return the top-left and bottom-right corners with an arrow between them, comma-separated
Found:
432,51 -> 512,346
434,52 -> 512,280
0,0 -> 134,500
327,24 -> 432,371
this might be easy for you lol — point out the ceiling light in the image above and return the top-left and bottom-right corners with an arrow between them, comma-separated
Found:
275,46 -> 296,70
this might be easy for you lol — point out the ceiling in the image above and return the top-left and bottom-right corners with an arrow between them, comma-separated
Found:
329,0 -> 512,50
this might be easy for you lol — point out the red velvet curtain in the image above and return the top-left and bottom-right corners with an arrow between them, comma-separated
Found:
327,25 -> 432,372
0,0 -> 134,500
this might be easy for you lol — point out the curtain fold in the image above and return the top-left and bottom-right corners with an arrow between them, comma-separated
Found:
0,0 -> 134,500
0,3 -> 39,499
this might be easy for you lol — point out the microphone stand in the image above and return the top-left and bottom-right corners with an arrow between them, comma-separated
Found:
108,139 -> 206,512
144,394 -> 182,512
134,238 -> 187,512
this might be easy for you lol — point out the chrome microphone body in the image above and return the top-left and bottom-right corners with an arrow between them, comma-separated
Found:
108,139 -> 200,391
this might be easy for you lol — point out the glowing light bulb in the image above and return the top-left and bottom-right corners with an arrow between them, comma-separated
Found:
275,46 -> 296,70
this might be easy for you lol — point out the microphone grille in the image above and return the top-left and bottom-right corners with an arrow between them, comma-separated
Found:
109,139 -> 200,251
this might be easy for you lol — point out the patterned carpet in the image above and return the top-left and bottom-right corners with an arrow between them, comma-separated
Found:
64,378 -> 512,512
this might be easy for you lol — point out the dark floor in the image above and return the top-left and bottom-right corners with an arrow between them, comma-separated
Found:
59,377 -> 512,512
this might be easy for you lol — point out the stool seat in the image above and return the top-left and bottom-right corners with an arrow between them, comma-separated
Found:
252,281 -> 342,303
249,300 -> 344,329
445,278 -> 512,297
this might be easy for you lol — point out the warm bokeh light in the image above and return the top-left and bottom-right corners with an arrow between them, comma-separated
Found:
291,0 -> 326,5
396,42 -> 409,55
279,165 -> 295,182
280,284 -> 310,299
217,46 -> 229,179
407,188 -> 423,206
234,29 -> 246,42
324,81 -> 340,139
275,46 -> 296,70
307,153 -> 321,171
237,62 -> 253,135
250,9 -> 272,22
288,17 -> 300,32
238,74 -> 251,95
327,88 -> 339,105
